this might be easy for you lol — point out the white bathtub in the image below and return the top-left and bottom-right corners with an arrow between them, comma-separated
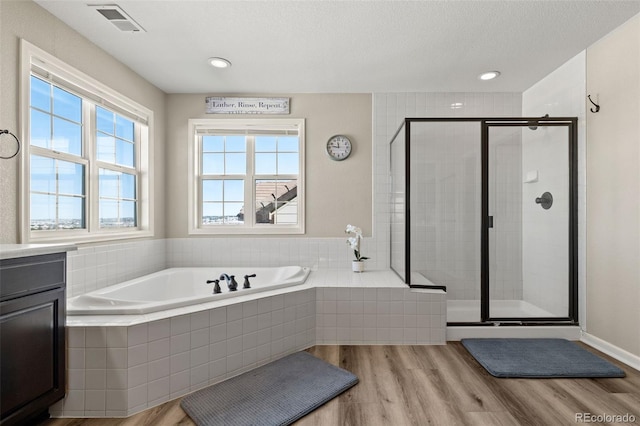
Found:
67,266 -> 311,315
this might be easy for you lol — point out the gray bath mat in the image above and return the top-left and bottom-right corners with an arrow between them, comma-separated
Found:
461,338 -> 625,378
180,351 -> 358,426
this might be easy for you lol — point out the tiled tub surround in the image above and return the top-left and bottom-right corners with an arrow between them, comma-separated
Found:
54,270 -> 446,418
67,240 -> 166,298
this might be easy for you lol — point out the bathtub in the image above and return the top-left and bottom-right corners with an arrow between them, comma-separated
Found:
67,266 -> 311,315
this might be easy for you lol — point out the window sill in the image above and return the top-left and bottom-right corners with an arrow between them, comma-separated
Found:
188,225 -> 304,236
24,229 -> 155,244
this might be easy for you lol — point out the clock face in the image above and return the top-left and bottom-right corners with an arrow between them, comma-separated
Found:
326,135 -> 352,161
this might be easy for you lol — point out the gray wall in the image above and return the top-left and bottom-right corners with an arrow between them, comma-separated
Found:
165,93 -> 372,238
586,14 -> 640,358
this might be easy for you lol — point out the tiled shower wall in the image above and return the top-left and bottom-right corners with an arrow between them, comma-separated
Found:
521,51 -> 587,318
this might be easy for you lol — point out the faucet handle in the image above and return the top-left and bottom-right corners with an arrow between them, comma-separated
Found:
229,275 -> 238,291
206,279 -> 222,294
243,274 -> 256,289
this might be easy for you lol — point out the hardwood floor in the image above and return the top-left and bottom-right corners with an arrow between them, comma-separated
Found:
44,342 -> 640,426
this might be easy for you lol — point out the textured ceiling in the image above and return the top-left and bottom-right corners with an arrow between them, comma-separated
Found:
34,0 -> 640,94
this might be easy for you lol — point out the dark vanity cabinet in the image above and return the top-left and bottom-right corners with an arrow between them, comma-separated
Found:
0,253 -> 67,425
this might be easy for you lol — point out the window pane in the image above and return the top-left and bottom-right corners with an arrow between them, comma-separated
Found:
255,153 -> 276,174
30,193 -> 56,230
53,86 -> 81,122
202,180 -> 223,202
255,179 -> 276,223
31,156 -> 56,193
255,179 -> 297,225
278,136 -> 299,152
57,160 -> 84,196
278,153 -> 299,174
98,169 -> 137,228
30,109 -> 51,148
99,169 -> 136,199
202,153 -> 224,175
225,136 -> 245,152
255,136 -> 277,152
121,173 -> 136,199
115,116 -> 134,141
225,153 -> 246,174
99,169 -> 119,198
203,203 -> 223,220
99,200 -> 119,226
58,195 -> 84,228
30,76 -> 51,112
120,201 -> 136,226
116,139 -> 135,167
97,134 -> 116,163
99,199 -> 136,228
203,136 -> 224,152
223,202 -> 244,224
97,107 -> 114,134
224,180 -> 244,201
53,117 -> 82,156
30,156 -> 86,230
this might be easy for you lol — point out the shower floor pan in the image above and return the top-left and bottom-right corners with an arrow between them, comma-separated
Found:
447,299 -> 556,323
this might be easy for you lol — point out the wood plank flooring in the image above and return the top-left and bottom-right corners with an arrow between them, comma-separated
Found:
44,342 -> 640,426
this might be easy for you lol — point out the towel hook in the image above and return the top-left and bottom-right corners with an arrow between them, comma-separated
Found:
587,95 -> 600,113
0,129 -> 21,160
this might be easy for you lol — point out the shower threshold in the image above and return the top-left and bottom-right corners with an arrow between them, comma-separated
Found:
447,299 -> 556,323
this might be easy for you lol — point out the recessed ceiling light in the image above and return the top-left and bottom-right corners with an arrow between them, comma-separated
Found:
208,57 -> 232,69
450,102 -> 464,109
478,71 -> 501,81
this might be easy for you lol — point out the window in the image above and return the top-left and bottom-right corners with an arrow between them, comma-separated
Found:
21,40 -> 153,242
188,119 -> 305,234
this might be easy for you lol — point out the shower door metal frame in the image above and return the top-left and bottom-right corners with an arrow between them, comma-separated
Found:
481,118 -> 578,324
390,117 -> 578,325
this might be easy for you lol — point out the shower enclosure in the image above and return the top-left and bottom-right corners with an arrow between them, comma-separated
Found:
390,117 -> 577,325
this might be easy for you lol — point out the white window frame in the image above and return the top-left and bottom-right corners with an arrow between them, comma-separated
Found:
19,39 -> 154,243
188,118 -> 305,235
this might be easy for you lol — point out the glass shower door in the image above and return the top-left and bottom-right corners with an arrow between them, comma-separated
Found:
409,120 -> 482,323
484,120 -> 576,321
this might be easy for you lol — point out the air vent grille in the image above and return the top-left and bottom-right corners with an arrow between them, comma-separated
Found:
90,4 -> 145,32
96,8 -> 126,20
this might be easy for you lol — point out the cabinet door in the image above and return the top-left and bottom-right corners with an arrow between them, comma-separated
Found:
0,287 -> 65,424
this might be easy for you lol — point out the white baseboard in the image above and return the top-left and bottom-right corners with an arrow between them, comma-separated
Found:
581,332 -> 640,371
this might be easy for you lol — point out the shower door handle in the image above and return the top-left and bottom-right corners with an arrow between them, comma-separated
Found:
488,216 -> 494,228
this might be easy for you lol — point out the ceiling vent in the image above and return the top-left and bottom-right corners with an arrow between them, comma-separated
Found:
90,4 -> 146,32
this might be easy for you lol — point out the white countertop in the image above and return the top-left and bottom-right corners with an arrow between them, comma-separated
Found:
0,243 -> 77,260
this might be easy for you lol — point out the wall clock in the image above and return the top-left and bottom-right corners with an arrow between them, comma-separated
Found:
326,135 -> 352,161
